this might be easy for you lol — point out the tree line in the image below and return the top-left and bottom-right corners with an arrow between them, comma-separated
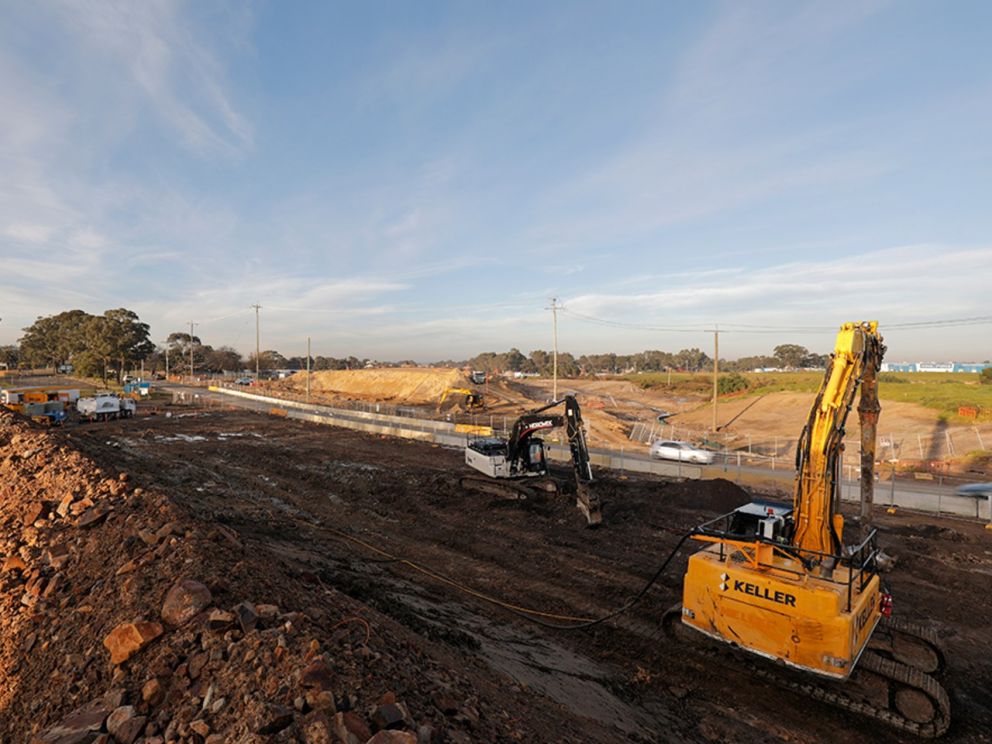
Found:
15,309 -> 154,383
451,344 -> 829,376
4,308 -> 830,380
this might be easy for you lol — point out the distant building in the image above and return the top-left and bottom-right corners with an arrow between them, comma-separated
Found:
881,362 -> 917,373
880,362 -> 991,373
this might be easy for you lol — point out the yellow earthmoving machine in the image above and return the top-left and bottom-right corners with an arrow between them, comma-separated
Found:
437,387 -> 485,412
666,322 -> 950,737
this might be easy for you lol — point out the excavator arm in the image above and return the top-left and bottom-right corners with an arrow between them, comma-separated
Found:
562,395 -> 601,526
563,396 -> 594,486
792,321 -> 885,557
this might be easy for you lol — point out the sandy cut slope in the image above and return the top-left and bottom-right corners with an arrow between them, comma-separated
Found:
285,367 -> 469,404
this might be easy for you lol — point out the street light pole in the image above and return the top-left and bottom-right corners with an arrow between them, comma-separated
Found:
188,321 -> 198,383
549,297 -> 559,400
250,303 -> 262,379
711,325 -> 719,432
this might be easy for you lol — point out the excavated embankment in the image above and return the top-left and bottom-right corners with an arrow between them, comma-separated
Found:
0,409 -> 575,743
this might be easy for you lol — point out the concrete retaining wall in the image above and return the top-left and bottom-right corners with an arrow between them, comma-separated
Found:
209,386 -> 493,435
842,488 -> 991,520
208,386 -> 479,446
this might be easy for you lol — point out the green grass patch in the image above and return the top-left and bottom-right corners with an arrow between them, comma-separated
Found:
623,370 -> 992,420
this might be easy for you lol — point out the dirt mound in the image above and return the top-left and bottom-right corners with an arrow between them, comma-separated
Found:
660,477 -> 755,514
0,409 -> 545,742
281,368 -> 469,405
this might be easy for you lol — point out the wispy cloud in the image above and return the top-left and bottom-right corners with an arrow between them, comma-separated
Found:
519,2 -> 894,251
565,244 -> 992,323
51,0 -> 253,155
666,1 -> 890,119
1,2 -> 988,362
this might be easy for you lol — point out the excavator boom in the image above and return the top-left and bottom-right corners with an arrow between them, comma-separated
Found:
792,321 -> 885,556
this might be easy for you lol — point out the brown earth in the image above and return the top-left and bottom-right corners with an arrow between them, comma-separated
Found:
0,408 -> 610,743
4,406 -> 989,742
268,369 -> 991,461
278,368 -> 470,406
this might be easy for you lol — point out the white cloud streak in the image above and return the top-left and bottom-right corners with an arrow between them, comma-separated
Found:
52,0 -> 253,155
565,244 -> 992,329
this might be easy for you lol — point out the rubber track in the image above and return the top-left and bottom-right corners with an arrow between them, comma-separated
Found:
661,607 -> 950,738
459,475 -> 539,501
871,615 -> 946,675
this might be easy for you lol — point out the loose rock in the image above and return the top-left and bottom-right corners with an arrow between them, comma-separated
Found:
161,579 -> 212,626
107,705 -> 147,744
103,621 -> 164,665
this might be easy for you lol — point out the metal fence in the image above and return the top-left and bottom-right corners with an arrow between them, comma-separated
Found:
628,421 -> 991,464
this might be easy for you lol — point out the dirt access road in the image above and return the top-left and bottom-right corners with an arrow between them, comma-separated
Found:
68,409 -> 992,743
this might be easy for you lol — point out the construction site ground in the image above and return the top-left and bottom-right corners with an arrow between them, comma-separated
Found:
268,370 -> 992,467
16,406 -> 990,743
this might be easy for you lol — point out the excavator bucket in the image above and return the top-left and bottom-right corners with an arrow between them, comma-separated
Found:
576,484 -> 602,527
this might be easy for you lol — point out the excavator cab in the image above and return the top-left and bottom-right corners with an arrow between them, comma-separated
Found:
724,500 -> 792,542
522,439 -> 547,473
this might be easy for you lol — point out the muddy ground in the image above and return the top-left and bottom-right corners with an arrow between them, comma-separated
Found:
67,409 -> 992,743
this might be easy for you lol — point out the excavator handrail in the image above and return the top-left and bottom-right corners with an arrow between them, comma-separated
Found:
694,508 -> 880,565
692,508 -> 880,610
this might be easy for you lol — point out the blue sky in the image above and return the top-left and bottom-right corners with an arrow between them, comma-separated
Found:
1,0 -> 990,361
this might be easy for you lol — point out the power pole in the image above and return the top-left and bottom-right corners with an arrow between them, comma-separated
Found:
165,345 -> 169,379
188,321 -> 199,383
548,297 -> 560,400
306,336 -> 311,403
712,324 -> 719,432
250,303 -> 262,379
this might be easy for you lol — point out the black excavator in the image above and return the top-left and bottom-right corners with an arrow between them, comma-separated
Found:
461,395 -> 601,526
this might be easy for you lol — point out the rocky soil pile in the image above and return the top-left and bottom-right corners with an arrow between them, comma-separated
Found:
0,409 -> 537,743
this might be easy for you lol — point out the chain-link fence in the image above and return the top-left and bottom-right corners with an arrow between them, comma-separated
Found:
628,420 -> 990,465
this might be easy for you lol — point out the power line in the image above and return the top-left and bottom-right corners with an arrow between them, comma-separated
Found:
883,316 -> 992,329
559,308 -> 992,334
261,298 -> 546,314
199,308 -> 253,325
558,308 -> 709,332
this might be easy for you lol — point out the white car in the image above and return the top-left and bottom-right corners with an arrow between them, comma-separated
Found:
649,439 -> 715,464
955,483 -> 992,499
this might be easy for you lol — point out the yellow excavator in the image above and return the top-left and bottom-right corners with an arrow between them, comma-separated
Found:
437,387 -> 484,412
666,322 -> 950,737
